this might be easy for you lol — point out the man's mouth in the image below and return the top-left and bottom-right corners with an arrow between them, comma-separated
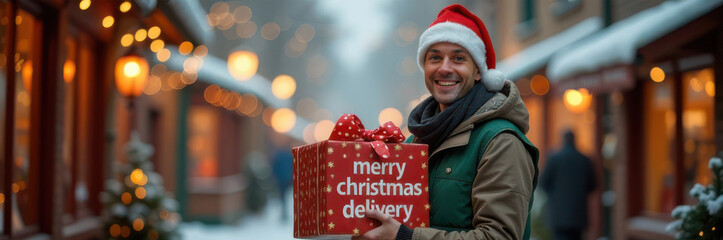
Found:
436,80 -> 459,86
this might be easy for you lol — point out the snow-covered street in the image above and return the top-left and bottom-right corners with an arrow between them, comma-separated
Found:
179,192 -> 295,240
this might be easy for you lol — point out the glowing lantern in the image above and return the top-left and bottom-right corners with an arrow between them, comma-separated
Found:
21,60 -> 32,92
115,54 -> 149,97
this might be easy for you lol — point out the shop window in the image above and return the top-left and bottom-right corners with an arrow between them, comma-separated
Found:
682,68 -> 715,203
61,31 -> 95,223
548,92 -> 597,157
0,1 -> 8,235
11,8 -> 39,233
643,78 -> 675,215
516,0 -> 538,39
188,106 -> 219,178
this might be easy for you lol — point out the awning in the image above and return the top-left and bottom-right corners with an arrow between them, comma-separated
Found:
497,17 -> 602,81
547,0 -> 723,81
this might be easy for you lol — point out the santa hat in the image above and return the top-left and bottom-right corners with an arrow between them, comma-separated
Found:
417,4 -> 505,92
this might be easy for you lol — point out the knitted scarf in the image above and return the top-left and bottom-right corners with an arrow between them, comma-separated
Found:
408,82 -> 494,153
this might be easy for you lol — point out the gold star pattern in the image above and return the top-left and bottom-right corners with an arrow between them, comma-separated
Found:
341,142 -> 347,148
425,186 -> 429,192
394,145 -> 402,151
421,163 -> 427,169
328,162 -> 334,168
328,209 -> 333,215
425,204 -> 430,210
331,174 -> 335,179
420,222 -> 426,227
409,155 -> 414,160
326,185 -> 332,192
327,147 -> 334,154
343,154 -> 347,158
328,222 -> 335,230
420,150 -> 427,156
353,228 -> 360,235
354,143 -> 361,150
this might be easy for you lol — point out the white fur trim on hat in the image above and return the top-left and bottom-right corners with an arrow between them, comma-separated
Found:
417,22 -> 505,91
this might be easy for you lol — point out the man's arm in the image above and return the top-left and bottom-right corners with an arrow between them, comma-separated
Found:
413,133 -> 535,240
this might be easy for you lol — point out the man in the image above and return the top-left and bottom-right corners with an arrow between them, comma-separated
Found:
355,4 -> 539,240
540,131 -> 597,240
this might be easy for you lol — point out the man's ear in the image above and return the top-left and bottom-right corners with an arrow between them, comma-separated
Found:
474,69 -> 481,82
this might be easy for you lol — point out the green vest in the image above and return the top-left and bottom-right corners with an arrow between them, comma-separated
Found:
408,119 -> 539,240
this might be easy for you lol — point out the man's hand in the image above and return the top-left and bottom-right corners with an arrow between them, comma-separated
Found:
352,209 -> 401,240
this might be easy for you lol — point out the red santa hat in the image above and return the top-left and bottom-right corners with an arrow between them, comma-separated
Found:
417,4 -> 505,92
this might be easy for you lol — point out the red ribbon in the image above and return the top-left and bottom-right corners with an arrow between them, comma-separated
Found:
328,113 -> 406,159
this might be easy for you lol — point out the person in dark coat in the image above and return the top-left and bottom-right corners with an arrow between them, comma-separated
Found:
540,130 -> 597,240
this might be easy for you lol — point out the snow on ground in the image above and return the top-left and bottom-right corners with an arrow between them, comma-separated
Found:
180,191 -> 294,240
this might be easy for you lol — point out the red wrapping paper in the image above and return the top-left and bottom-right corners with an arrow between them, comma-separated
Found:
293,139 -> 429,238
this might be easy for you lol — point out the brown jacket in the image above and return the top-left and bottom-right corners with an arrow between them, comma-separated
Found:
413,81 -> 536,240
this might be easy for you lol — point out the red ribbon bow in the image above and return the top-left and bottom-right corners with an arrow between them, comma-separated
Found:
328,113 -> 406,159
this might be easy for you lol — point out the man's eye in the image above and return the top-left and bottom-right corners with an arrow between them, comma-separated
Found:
428,55 -> 441,60
455,56 -> 466,61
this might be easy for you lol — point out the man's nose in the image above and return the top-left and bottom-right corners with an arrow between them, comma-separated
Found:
438,57 -> 453,74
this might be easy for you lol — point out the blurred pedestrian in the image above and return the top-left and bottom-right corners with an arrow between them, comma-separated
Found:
272,149 -> 293,222
540,130 -> 597,240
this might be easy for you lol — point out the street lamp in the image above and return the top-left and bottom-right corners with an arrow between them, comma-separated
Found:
115,54 -> 149,132
115,54 -> 149,98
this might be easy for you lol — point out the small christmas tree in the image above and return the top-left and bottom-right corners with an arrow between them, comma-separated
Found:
667,155 -> 723,239
100,132 -> 181,240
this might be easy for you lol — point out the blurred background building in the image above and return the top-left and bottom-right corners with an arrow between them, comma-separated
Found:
0,0 -> 721,239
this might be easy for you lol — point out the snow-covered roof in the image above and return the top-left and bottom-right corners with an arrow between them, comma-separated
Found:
497,17 -> 603,81
547,0 -> 723,81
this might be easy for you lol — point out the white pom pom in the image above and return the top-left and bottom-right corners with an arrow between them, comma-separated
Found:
483,69 -> 505,91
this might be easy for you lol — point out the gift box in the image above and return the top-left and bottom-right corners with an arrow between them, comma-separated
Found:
293,114 -> 429,238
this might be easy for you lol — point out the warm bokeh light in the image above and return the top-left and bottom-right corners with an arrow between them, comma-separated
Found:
120,1 -> 131,12
110,224 -> 121,237
314,120 -> 335,142
650,66 -> 665,82
150,39 -> 164,52
379,107 -> 403,127
295,24 -> 315,43
133,219 -> 144,231
530,75 -> 549,95
183,56 -> 203,74
271,108 -> 296,133
121,225 -> 130,238
115,55 -> 149,97
236,21 -> 257,39
64,60 -> 76,83
157,49 -> 171,62
21,60 -> 32,92
271,74 -> 296,99
239,94 -> 259,115
79,0 -> 91,10
228,51 -> 258,81
135,187 -> 146,199
706,80 -> 715,97
130,169 -> 145,185
193,45 -> 208,57
233,6 -> 252,23
148,26 -> 161,39
564,89 -> 583,106
0,193 -> 5,205
179,41 -> 193,55
144,75 -> 161,95
102,16 -> 114,28
121,33 -> 134,47
261,22 -> 281,40
121,192 -> 132,205
563,88 -> 593,113
135,29 -> 147,42
286,38 -> 306,58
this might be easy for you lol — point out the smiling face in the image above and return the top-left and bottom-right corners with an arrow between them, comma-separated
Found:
423,42 -> 481,111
